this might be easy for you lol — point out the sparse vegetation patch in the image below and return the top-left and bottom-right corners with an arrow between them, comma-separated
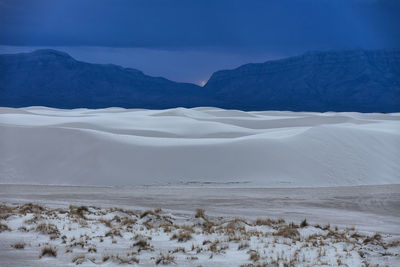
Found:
0,202 -> 398,266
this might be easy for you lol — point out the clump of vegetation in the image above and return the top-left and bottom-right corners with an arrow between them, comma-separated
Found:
72,254 -> 86,264
238,241 -> 250,250
0,204 -> 15,220
98,218 -> 112,227
133,239 -> 151,251
195,209 -> 205,219
274,225 -> 299,238
155,252 -> 175,265
121,217 -> 137,226
117,255 -> 139,264
300,218 -> 308,228
171,230 -> 192,242
39,246 -> 57,258
170,247 -> 186,254
105,227 -> 122,238
249,250 -> 260,262
0,222 -> 10,232
35,222 -> 60,236
70,205 -> 89,219
179,224 -> 195,233
12,242 -> 26,249
102,255 -> 111,262
140,209 -> 157,219
254,217 -> 285,227
363,233 -> 382,245
19,203 -> 44,215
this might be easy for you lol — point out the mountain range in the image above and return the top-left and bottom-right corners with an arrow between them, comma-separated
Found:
1,49 -> 399,112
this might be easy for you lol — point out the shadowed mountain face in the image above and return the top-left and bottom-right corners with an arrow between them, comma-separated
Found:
0,49 -> 206,109
0,49 -> 399,112
204,50 -> 400,112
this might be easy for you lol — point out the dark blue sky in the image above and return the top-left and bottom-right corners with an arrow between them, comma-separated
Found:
1,0 -> 399,83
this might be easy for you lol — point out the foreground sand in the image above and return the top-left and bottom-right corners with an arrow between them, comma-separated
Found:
1,107 -> 399,187
0,184 -> 399,266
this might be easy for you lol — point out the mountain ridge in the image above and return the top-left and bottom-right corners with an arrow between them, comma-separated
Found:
1,49 -> 399,112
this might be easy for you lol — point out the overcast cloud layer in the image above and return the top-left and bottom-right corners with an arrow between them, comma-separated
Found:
1,0 -> 399,82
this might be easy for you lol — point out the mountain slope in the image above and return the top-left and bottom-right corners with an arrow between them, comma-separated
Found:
204,50 -> 400,112
0,49 -> 205,109
0,49 -> 399,112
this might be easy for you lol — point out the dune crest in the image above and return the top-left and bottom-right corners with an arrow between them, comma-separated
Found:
0,107 -> 399,187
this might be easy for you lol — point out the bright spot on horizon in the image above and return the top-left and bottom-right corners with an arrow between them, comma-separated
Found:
200,80 -> 206,86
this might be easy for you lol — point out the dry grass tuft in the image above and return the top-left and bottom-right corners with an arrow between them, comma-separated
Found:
19,203 -> 44,215
195,209 -> 206,219
72,254 -> 86,264
300,218 -> 308,228
133,239 -> 151,251
238,241 -> 250,250
98,218 -> 112,227
0,222 -> 10,232
249,250 -> 260,262
155,252 -> 175,265
12,242 -> 26,249
140,209 -> 157,219
121,217 -> 137,226
117,255 -> 139,264
274,225 -> 299,238
254,217 -> 285,227
39,246 -> 57,258
35,222 -> 60,236
105,228 -> 122,238
170,247 -> 186,254
69,205 -> 89,219
179,224 -> 195,233
171,230 -> 192,242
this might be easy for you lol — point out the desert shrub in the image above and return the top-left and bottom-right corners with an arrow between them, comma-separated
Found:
255,218 -> 274,226
140,209 -> 156,218
72,254 -> 86,264
12,242 -> 25,249
18,226 -> 29,232
195,209 -> 205,218
179,224 -> 195,233
0,205 -> 15,219
133,239 -> 151,251
238,241 -> 250,250
300,219 -> 308,228
155,253 -> 175,265
88,247 -> 97,253
170,230 -> 192,242
35,222 -> 60,236
121,217 -> 137,226
39,246 -> 57,258
154,208 -> 162,213
255,218 -> 284,226
249,251 -> 260,262
387,240 -> 400,247
98,218 -> 112,227
105,228 -> 122,238
170,247 -> 185,253
117,255 -> 139,264
0,223 -> 10,232
274,225 -> 299,238
19,203 -> 44,214
69,205 -> 89,218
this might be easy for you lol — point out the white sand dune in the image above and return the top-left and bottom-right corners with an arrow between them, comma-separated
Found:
0,107 -> 399,187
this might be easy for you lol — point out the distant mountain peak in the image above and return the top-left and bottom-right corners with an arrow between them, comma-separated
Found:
30,49 -> 74,59
0,49 -> 399,112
